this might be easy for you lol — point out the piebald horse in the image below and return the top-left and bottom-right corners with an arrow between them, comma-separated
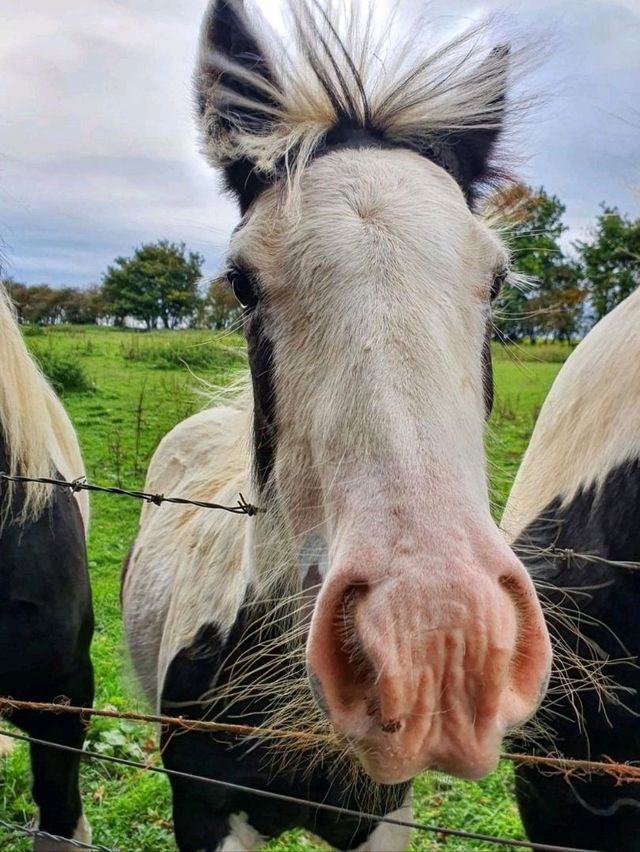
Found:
503,286 -> 640,851
0,284 -> 93,849
122,2 -> 552,849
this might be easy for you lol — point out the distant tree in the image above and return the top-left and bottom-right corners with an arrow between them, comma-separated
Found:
102,241 -> 204,329
2,278 -> 29,320
527,264 -> 585,342
2,280 -> 108,325
492,185 -> 585,342
82,285 -> 108,324
55,285 -> 107,324
20,284 -> 58,324
204,276 -> 242,329
575,206 -> 640,322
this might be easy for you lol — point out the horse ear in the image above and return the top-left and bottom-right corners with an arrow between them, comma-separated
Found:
195,0 -> 280,212
438,45 -> 510,201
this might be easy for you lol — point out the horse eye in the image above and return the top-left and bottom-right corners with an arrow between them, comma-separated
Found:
227,267 -> 258,309
490,269 -> 507,301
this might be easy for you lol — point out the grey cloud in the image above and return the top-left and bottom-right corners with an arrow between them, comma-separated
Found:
1,0 -> 638,285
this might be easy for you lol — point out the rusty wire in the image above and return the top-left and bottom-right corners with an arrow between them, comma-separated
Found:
1,474 -> 637,850
3,696 -> 640,787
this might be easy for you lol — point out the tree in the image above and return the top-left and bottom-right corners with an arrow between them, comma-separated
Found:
575,206 -> 640,322
204,276 -> 242,329
527,264 -> 585,342
102,241 -> 204,329
491,185 -> 584,342
1,280 -> 108,325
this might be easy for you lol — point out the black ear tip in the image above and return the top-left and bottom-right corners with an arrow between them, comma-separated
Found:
205,0 -> 247,50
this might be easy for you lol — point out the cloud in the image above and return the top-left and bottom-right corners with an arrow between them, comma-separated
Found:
0,0 -> 638,285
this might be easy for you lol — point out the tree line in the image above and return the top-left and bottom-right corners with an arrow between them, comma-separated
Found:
492,185 -> 640,341
3,189 -> 639,339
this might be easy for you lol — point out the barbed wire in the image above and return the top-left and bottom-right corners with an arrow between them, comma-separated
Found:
1,472 -> 636,850
0,472 -> 259,516
0,727 -> 597,852
3,696 -> 640,787
4,472 -> 640,573
0,696 -> 331,745
0,817 -> 119,852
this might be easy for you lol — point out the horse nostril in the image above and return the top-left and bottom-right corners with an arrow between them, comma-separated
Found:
307,579 -> 377,724
499,573 -> 530,622
336,582 -> 374,690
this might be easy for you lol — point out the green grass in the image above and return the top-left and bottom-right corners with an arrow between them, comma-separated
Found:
0,328 -> 568,851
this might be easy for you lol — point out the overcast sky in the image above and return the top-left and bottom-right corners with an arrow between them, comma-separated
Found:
1,0 -> 638,287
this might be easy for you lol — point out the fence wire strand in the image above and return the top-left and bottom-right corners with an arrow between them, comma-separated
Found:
0,817 -> 119,852
0,472 -> 259,516
3,696 -> 640,787
4,472 -> 640,572
0,474 -> 632,852
0,727 -> 599,852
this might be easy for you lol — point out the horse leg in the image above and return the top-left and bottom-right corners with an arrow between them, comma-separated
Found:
14,659 -> 94,850
29,721 -> 91,850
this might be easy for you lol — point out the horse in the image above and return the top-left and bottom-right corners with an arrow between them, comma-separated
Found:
0,283 -> 94,850
502,286 -> 640,851
122,1 -> 552,849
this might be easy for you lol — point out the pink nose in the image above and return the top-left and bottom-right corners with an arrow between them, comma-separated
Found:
306,548 -> 551,784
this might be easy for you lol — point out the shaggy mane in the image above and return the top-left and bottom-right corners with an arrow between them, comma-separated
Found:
0,283 -> 86,528
197,0 -> 535,196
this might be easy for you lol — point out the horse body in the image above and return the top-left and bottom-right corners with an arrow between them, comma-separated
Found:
0,285 -> 93,849
502,286 -> 640,850
125,397 -> 413,850
124,1 -> 552,849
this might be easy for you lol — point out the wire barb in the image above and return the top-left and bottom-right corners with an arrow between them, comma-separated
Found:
0,472 -> 260,516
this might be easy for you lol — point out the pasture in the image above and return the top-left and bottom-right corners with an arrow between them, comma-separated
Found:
0,326 -> 569,851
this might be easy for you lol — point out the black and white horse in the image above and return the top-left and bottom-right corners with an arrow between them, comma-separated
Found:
502,286 -> 640,851
122,2 -> 552,849
0,284 -> 94,849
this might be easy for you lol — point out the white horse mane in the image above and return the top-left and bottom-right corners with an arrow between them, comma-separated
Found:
197,0 -> 535,194
0,283 -> 86,528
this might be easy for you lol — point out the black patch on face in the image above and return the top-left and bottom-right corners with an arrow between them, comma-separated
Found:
282,115 -> 502,206
245,308 -> 277,491
511,456 -> 640,850
482,321 -> 494,417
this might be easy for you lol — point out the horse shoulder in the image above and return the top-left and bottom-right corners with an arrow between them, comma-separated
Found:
123,400 -> 252,706
502,287 -> 640,545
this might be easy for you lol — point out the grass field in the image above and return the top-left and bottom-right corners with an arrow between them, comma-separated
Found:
0,326 -> 571,851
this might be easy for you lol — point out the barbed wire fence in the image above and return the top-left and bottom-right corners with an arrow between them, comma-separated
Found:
0,472 -> 259,516
2,471 -> 639,852
0,722 -> 613,852
4,471 -> 639,570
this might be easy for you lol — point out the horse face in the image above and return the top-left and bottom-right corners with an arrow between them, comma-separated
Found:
198,0 -> 551,784
226,148 -> 549,782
